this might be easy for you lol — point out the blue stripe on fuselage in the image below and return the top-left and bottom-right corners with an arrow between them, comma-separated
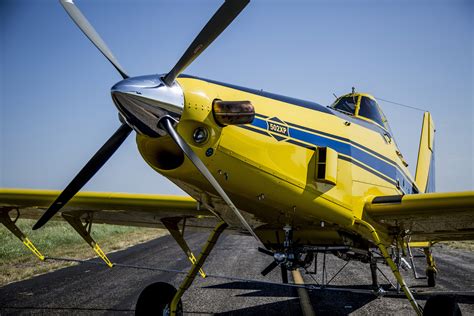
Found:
247,116 -> 416,194
177,74 -> 417,193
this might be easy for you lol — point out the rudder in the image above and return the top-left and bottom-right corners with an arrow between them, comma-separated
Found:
415,112 -> 436,193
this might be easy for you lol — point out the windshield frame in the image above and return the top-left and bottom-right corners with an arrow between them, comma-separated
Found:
331,94 -> 360,116
332,93 -> 391,132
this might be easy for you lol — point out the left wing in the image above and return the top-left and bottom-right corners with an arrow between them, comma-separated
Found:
0,188 -> 216,229
0,188 -> 219,269
365,191 -> 474,242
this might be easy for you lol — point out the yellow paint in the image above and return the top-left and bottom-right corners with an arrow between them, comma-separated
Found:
365,191 -> 474,217
1,75 -> 473,316
1,75 -> 471,249
188,253 -> 206,278
93,243 -> 114,268
22,237 -> 45,261
150,76 -> 409,231
0,188 -> 198,213
315,147 -> 338,185
415,112 -> 435,192
0,210 -> 45,261
355,219 -> 422,316
408,241 -> 433,248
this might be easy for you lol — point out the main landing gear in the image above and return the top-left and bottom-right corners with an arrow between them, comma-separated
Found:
423,247 -> 437,287
423,295 -> 462,316
355,219 -> 424,316
407,242 -> 438,288
369,256 -> 386,296
135,221 -> 227,316
135,282 -> 182,315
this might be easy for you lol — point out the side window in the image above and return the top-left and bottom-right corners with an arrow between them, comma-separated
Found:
334,96 -> 358,115
358,97 -> 385,127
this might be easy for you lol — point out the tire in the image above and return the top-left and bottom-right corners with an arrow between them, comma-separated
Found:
427,269 -> 436,287
135,282 -> 182,316
423,295 -> 461,316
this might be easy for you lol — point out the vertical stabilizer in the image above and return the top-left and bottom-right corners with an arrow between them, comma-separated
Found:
415,112 -> 436,193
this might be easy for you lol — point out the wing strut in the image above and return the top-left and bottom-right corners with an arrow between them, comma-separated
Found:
161,217 -> 206,278
0,209 -> 45,261
62,213 -> 114,268
169,221 -> 228,315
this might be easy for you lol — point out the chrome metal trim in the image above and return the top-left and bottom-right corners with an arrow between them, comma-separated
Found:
111,74 -> 184,136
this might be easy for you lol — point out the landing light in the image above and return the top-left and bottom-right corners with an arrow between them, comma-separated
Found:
212,100 -> 255,126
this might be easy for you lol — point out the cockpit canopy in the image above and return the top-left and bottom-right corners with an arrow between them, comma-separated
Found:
331,93 -> 389,130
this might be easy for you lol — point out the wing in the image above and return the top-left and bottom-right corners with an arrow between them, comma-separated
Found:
0,188 -> 216,230
0,188 -> 221,268
365,191 -> 474,242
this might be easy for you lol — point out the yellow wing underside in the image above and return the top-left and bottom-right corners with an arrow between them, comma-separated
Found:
2,189 -> 474,243
0,188 -> 217,230
365,191 -> 474,242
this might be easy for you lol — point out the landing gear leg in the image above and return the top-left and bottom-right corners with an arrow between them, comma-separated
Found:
370,256 -> 385,296
135,221 -> 227,316
424,247 -> 437,287
169,221 -> 228,315
370,259 -> 379,288
356,219 -> 422,316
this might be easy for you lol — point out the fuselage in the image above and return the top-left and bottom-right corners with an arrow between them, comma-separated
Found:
135,75 -> 417,247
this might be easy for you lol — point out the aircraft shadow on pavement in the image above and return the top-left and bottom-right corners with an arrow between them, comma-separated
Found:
212,298 -> 301,316
408,293 -> 474,305
204,281 -> 383,315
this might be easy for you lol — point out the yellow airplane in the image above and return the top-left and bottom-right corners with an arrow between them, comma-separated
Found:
1,1 -> 473,315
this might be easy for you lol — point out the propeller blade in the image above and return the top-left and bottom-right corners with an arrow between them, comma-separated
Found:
162,0 -> 249,86
258,247 -> 274,257
159,116 -> 259,241
281,266 -> 288,284
59,0 -> 128,79
33,124 -> 132,230
261,261 -> 278,276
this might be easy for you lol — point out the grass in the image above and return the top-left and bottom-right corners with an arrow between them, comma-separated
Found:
0,219 -> 166,286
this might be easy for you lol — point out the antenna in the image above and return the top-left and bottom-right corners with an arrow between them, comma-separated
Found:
375,97 -> 427,112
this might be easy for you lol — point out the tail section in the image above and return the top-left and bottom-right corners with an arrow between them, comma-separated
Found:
415,112 -> 436,193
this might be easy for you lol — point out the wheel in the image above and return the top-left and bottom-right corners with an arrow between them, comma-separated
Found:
423,295 -> 461,316
135,282 -> 182,316
427,269 -> 436,287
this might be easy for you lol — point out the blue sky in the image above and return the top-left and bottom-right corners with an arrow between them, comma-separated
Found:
1,0 -> 472,194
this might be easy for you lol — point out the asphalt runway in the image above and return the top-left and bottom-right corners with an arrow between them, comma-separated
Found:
1,233 -> 473,315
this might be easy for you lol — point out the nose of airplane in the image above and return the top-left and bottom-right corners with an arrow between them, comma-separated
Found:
111,74 -> 184,137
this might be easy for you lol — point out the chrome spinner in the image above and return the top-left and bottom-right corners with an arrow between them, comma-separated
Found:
111,74 -> 184,137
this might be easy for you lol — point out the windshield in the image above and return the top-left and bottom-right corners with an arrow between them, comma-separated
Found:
358,97 -> 386,128
333,96 -> 358,115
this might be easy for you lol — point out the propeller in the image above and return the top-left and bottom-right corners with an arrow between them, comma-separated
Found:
258,247 -> 289,284
261,261 -> 278,276
33,124 -> 132,230
281,265 -> 289,284
162,0 -> 249,86
33,0 -> 249,230
59,0 -> 128,79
